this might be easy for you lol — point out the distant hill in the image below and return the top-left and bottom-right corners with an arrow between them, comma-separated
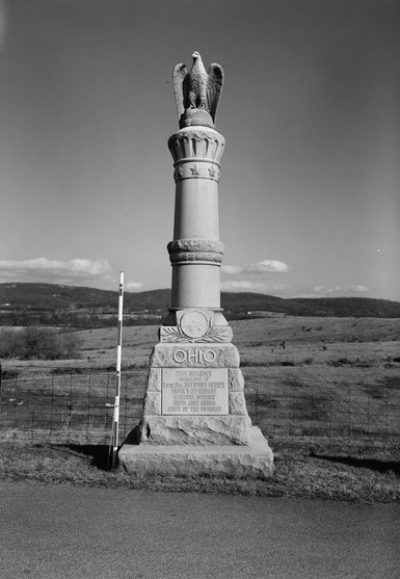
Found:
0,283 -> 399,327
221,293 -> 400,318
0,283 -> 169,312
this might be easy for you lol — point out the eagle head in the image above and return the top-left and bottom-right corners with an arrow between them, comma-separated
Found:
191,51 -> 201,60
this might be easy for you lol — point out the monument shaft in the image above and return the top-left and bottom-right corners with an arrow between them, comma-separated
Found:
168,127 -> 225,311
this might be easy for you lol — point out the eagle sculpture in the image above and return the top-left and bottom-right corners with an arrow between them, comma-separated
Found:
173,51 -> 224,129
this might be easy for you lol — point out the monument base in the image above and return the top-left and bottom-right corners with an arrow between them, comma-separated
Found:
118,426 -> 274,478
141,415 -> 252,446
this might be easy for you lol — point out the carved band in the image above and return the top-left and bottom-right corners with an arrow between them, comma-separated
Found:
167,239 -> 225,265
169,253 -> 223,265
173,159 -> 220,182
168,239 -> 225,254
168,128 -> 225,164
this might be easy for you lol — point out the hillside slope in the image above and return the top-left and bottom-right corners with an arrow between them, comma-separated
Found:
0,283 -> 399,326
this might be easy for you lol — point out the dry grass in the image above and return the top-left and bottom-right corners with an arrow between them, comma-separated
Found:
2,316 -> 399,445
1,315 -> 399,501
1,440 -> 399,503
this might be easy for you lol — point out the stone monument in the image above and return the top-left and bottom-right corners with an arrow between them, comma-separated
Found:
119,52 -> 274,477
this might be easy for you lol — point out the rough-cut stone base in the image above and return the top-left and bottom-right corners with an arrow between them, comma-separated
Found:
141,415 -> 252,446
118,426 -> 274,478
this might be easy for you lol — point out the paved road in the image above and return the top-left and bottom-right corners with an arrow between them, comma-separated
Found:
0,481 -> 399,579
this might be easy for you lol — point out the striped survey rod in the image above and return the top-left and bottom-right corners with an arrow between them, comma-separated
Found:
109,271 -> 124,469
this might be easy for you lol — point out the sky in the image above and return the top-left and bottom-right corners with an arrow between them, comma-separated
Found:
1,0 -> 399,301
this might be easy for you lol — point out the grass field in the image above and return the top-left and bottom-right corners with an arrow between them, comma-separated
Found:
1,315 -> 399,501
2,316 -> 399,443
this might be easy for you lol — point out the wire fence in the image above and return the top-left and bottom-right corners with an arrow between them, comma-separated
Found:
1,366 -> 399,450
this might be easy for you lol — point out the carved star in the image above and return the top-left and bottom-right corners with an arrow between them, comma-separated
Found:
174,166 -> 184,180
208,166 -> 216,178
190,164 -> 200,176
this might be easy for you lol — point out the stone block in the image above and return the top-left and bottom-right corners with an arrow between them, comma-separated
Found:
140,415 -> 251,446
228,368 -> 245,391
229,392 -> 248,415
143,392 -> 161,416
119,426 -> 274,478
146,368 -> 161,392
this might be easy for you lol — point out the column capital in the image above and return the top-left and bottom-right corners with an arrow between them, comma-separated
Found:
168,127 -> 225,164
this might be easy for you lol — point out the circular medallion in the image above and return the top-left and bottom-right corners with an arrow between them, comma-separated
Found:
180,311 -> 210,339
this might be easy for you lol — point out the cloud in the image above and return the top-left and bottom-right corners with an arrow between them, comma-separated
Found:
221,280 -> 288,293
221,280 -> 268,292
0,257 -> 142,290
221,265 -> 243,275
313,284 -> 370,296
222,260 -> 290,276
0,257 -> 110,279
221,258 -> 290,294
247,260 -> 290,273
125,281 -> 143,292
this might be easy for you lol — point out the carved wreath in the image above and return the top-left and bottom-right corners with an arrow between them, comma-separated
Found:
161,324 -> 232,343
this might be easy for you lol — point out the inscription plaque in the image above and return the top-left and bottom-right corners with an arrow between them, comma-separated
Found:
162,368 -> 228,415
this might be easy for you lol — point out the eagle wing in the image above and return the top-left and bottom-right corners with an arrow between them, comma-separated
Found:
207,63 -> 224,123
172,63 -> 188,121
